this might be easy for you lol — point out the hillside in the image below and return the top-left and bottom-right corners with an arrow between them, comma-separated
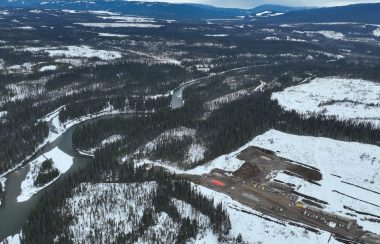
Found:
266,3 -> 380,23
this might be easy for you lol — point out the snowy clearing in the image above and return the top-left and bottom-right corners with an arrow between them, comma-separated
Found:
25,45 -> 121,61
253,129 -> 380,234
204,34 -> 229,37
373,28 -> 380,37
75,23 -> 163,28
97,15 -> 155,23
101,134 -> 123,146
38,65 -> 57,72
317,31 -> 345,40
98,32 -> 129,37
272,77 -> 380,126
17,147 -> 73,202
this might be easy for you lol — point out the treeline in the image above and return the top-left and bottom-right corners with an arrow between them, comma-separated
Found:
46,61 -> 191,92
72,90 -> 380,168
201,91 -> 380,160
72,94 -> 202,152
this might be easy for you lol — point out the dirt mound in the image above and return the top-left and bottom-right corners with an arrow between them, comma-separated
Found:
287,165 -> 322,181
233,162 -> 261,179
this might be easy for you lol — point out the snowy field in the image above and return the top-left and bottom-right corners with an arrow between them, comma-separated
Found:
25,45 -> 121,60
17,147 -> 73,202
253,130 -> 380,234
272,77 -> 380,127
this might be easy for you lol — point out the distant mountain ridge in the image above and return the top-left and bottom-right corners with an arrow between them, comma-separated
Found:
265,2 -> 380,24
1,0 -> 380,23
0,0 -> 306,19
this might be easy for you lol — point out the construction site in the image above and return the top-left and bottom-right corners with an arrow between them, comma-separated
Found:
178,146 -> 380,244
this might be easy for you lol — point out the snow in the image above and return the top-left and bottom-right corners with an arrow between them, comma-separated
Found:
204,34 -> 229,37
6,62 -> 33,74
264,36 -> 280,41
75,23 -> 163,28
17,147 -> 73,202
186,142 -> 247,175
373,28 -> 380,37
63,182 -> 157,244
97,15 -> 155,23
256,11 -> 272,16
88,10 -> 120,16
172,198 -> 209,226
0,176 -> 5,205
14,26 -> 35,30
186,144 -> 206,163
137,127 -> 380,235
132,127 -> 206,166
194,184 -> 340,244
141,127 -> 196,154
293,30 -> 345,40
1,232 -> 21,244
0,111 -> 7,118
317,31 -> 345,40
256,11 -> 284,17
101,134 -> 123,146
38,65 -> 57,72
272,77 -> 380,127
204,89 -> 250,111
252,129 -> 380,234
98,33 -> 129,37
25,45 -> 121,61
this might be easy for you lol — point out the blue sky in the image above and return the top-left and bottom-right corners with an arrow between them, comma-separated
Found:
133,0 -> 380,8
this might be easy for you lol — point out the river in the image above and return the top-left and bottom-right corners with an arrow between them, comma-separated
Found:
0,122 -> 93,241
0,64 -> 264,241
0,83 -> 187,241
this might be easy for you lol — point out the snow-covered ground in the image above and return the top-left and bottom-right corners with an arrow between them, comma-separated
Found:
38,65 -> 57,72
317,31 -> 345,40
101,134 -> 123,146
98,32 -> 129,37
75,23 -> 163,28
17,147 -> 73,202
1,232 -> 21,244
63,182 -> 159,243
25,45 -> 121,61
293,30 -> 345,40
253,129 -> 380,234
0,176 -> 6,205
204,34 -> 229,37
132,127 -> 206,166
136,128 -> 380,235
194,184 -> 340,244
272,77 -> 380,126
97,15 -> 155,23
373,28 -> 380,37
